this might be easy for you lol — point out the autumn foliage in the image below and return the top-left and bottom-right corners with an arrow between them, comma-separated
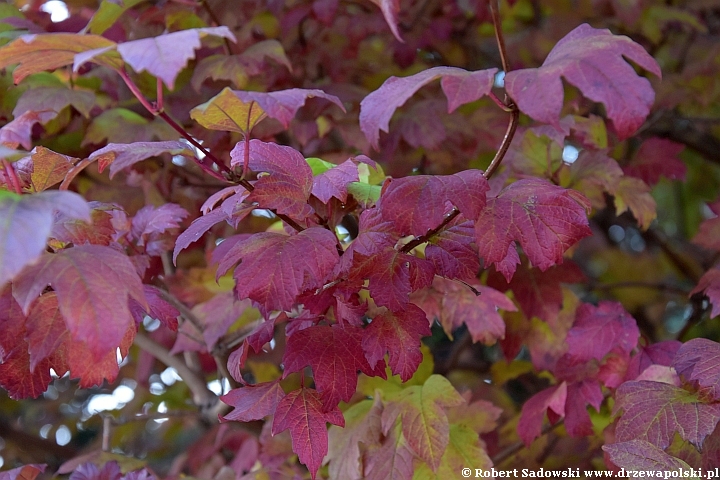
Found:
0,0 -> 719,478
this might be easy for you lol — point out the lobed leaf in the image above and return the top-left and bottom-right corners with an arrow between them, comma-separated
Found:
565,301 -> 640,362
614,380 -> 720,449
0,190 -> 90,289
504,24 -> 661,139
12,245 -> 145,361
0,33 -> 122,83
378,170 -> 489,237
362,304 -> 431,382
360,66 -> 497,149
116,27 -> 236,89
284,324 -> 376,408
271,387 -> 345,480
222,228 -> 339,312
475,178 -> 591,281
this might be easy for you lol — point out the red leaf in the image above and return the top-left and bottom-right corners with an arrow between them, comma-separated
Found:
311,159 -> 359,204
221,381 -> 285,422
488,260 -> 585,323
360,66 -> 497,149
0,285 -> 27,362
0,347 -> 53,400
12,245 -> 145,361
231,140 -> 314,220
271,387 -> 345,479
363,423 -> 415,480
52,202 -> 116,247
222,228 -> 339,312
25,292 -> 69,371
614,380 -> 720,448
673,338 -> 720,401
65,325 -> 135,388
378,170 -> 489,237
504,24 -> 661,139
231,88 -> 344,128
283,324 -> 375,408
475,178 -> 591,281
0,190 -> 90,289
0,465 -> 46,480
362,304 -> 430,381
129,285 -> 179,331
425,219 -> 480,281
89,141 -> 194,179
131,204 -> 188,237
412,277 -> 516,345
564,380 -> 603,437
565,301 -> 640,362
351,248 -> 434,311
517,382 -> 567,446
116,27 -> 236,89
623,137 -> 686,186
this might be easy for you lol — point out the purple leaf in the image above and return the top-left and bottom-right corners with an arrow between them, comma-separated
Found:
88,141 -> 194,179
221,381 -> 285,422
474,178 -> 591,280
312,159 -> 359,203
0,190 -> 90,289
231,140 -> 314,220
504,24 -> 661,139
359,66 -> 497,149
232,88 -> 345,128
116,27 -> 237,89
221,228 -> 340,312
378,170 -> 489,237
12,245 -> 145,361
565,301 -> 640,362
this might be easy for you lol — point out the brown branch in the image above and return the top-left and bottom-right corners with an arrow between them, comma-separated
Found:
483,106 -> 519,179
155,287 -> 204,333
590,281 -> 690,295
489,0 -> 510,74
133,331 -> 217,410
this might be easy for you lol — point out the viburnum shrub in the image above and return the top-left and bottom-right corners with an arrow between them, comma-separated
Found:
1,0 -> 719,478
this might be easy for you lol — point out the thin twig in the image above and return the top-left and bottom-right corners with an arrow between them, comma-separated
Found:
199,0 -> 233,54
2,159 -> 22,194
102,415 -> 112,452
155,288 -> 205,333
489,0 -> 510,75
134,331 -> 217,409
483,107 -> 519,179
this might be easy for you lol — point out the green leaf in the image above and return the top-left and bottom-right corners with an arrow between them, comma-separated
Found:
347,183 -> 381,207
306,157 -> 335,176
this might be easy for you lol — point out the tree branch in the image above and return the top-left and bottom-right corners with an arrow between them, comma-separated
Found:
133,331 -> 217,410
